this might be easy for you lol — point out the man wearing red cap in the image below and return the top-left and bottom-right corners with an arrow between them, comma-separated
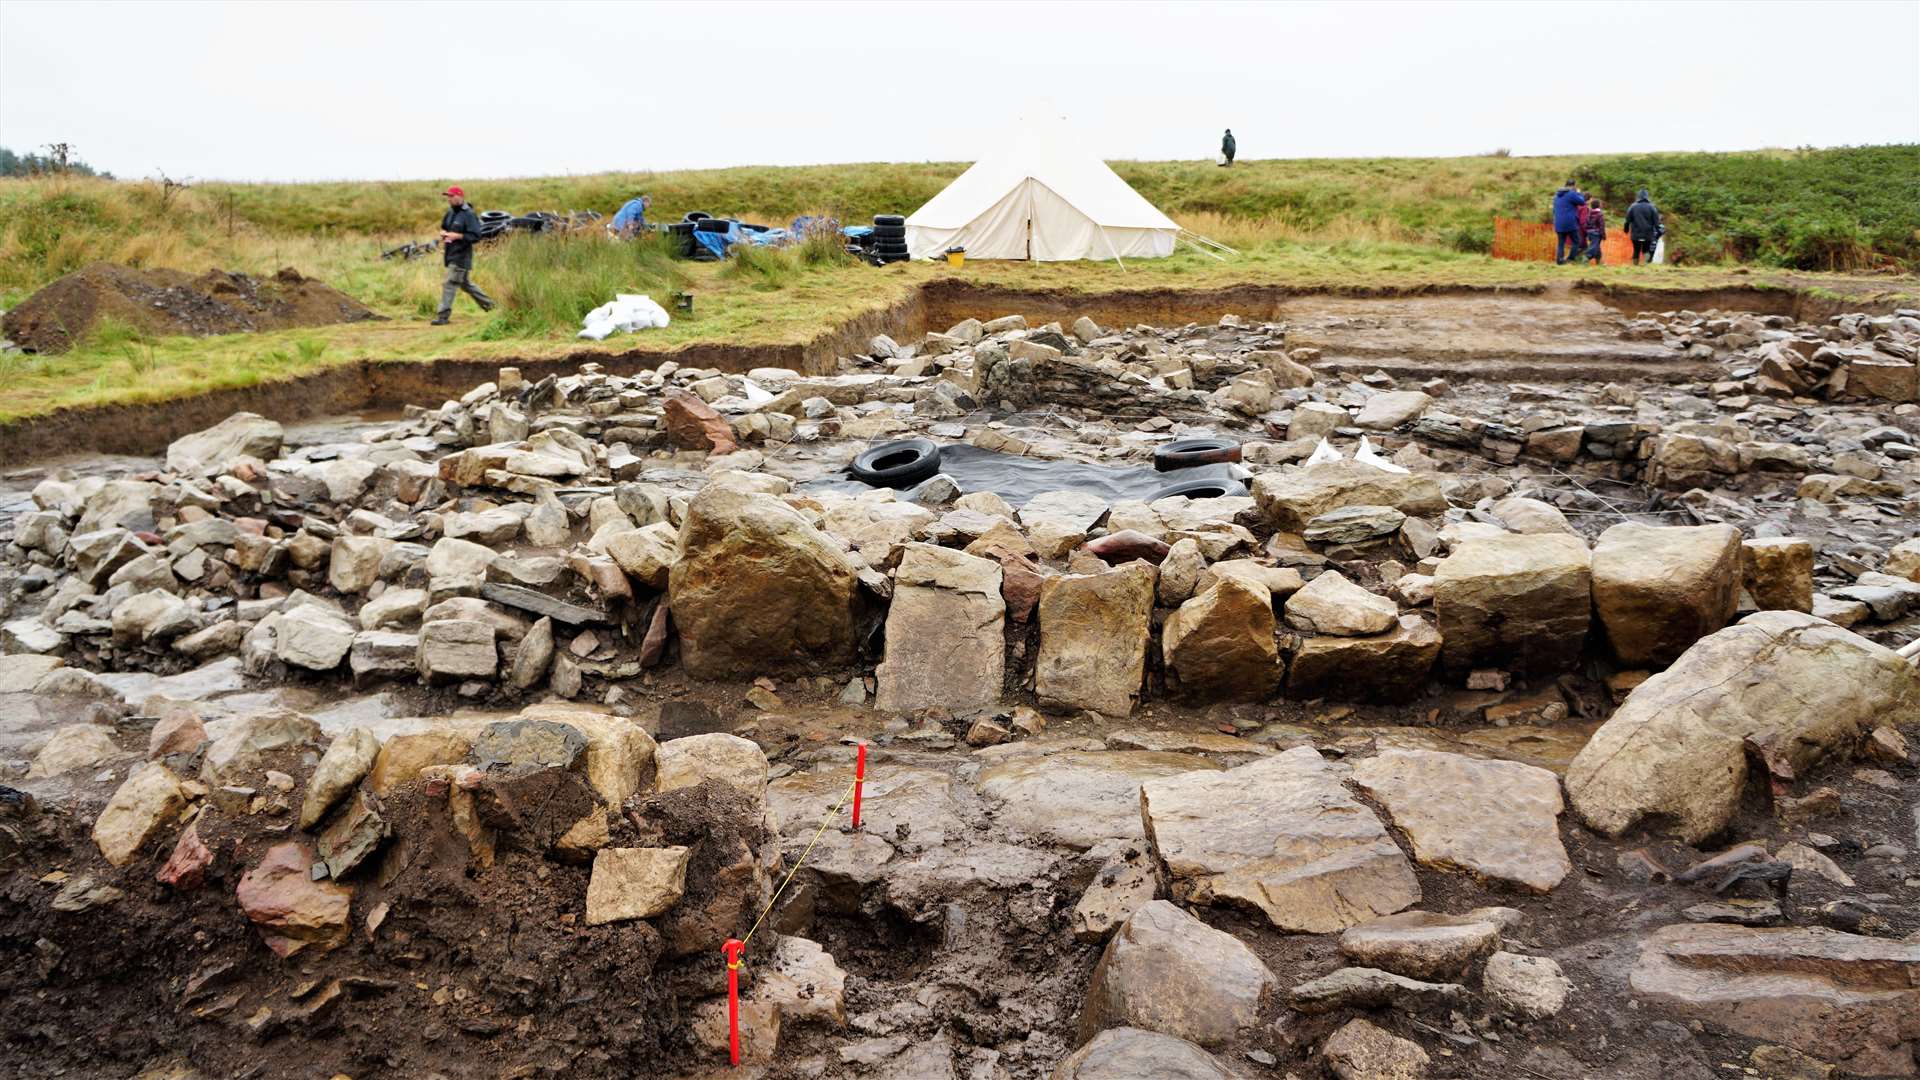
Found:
433,185 -> 494,325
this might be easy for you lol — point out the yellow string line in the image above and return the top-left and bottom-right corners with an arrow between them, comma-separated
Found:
739,779 -> 857,952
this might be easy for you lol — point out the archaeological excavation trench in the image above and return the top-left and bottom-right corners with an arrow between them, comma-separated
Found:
1,286 -> 1919,1079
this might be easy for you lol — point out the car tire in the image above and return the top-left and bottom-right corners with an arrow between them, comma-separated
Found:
684,211 -> 712,222
1148,477 -> 1250,501
694,218 -> 732,233
850,438 -> 941,488
1153,437 -> 1243,471
873,214 -> 905,227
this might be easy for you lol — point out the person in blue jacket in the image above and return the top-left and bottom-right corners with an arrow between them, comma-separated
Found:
1551,180 -> 1587,265
610,195 -> 652,237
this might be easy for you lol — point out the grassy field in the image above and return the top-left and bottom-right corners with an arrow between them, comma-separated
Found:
1,146 -> 1916,423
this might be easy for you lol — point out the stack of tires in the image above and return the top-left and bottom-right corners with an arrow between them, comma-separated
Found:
870,214 -> 909,264
665,220 -> 697,258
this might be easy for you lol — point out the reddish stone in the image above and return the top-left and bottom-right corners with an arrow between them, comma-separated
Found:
235,842 -> 352,957
157,817 -> 214,890
1085,530 -> 1172,564
233,517 -> 267,536
148,707 -> 208,759
639,601 -> 673,668
663,390 -> 738,455
975,542 -> 1046,624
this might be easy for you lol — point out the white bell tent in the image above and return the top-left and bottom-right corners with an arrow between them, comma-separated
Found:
905,114 -> 1183,263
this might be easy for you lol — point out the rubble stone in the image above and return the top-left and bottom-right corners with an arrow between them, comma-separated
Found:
1253,461 -> 1446,531
1054,1028 -> 1243,1080
584,846 -> 690,924
165,412 -> 284,476
28,724 -> 123,779
1742,537 -> 1815,612
1283,570 -> 1398,636
1321,1018 -> 1430,1080
91,762 -> 186,866
1079,900 -> 1276,1049
235,842 -> 352,957
300,727 -> 381,830
1338,910 -> 1507,981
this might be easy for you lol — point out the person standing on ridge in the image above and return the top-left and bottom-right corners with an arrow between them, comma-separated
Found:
1551,179 -> 1587,265
1624,188 -> 1665,265
1220,129 -> 1236,167
433,185 -> 494,326
1581,199 -> 1606,264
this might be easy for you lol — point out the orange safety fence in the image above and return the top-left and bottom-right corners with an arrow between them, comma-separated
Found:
1492,216 -> 1636,264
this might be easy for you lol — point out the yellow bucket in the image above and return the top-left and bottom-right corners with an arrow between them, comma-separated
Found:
946,249 -> 965,268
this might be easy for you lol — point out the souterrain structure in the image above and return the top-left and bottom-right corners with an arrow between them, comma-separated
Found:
2,291 -> 1919,1080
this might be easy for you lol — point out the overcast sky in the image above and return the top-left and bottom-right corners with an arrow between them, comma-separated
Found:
3,0 -> 1917,182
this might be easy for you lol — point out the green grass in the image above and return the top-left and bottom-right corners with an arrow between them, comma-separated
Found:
1576,146 -> 1920,270
1,148 -> 1916,423
473,230 -> 689,338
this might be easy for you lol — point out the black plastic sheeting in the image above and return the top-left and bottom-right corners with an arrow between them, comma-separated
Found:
798,442 -> 1243,509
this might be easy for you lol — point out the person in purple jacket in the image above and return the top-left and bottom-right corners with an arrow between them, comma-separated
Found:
1551,180 -> 1587,265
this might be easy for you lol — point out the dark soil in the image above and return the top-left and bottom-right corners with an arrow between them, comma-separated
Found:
0,744 -> 779,1079
2,262 -> 381,354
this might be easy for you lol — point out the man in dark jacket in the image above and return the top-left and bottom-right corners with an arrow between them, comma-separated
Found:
1624,189 -> 1664,265
433,185 -> 494,325
1221,129 -> 1236,166
1551,180 -> 1587,265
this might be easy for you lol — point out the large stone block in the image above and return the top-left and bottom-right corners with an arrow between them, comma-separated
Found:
1631,924 -> 1920,1075
1566,611 -> 1920,843
1036,562 -> 1156,717
1141,747 -> 1419,932
668,488 -> 859,678
1433,533 -> 1590,679
1252,460 -> 1446,532
1286,615 -> 1440,703
1591,523 -> 1741,668
1162,578 -> 1279,701
875,544 -> 1005,713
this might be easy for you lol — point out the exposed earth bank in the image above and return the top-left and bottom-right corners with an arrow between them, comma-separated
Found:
2,262 -> 380,354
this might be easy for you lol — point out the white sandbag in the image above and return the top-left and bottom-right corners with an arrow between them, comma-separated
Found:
1354,435 -> 1409,474
1305,437 -> 1343,466
740,379 -> 774,406
577,293 -> 671,339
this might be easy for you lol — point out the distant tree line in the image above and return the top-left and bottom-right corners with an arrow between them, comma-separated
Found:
0,144 -> 112,178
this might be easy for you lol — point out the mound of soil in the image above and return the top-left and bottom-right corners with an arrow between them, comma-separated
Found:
2,262 -> 381,353
0,743 -> 773,1079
